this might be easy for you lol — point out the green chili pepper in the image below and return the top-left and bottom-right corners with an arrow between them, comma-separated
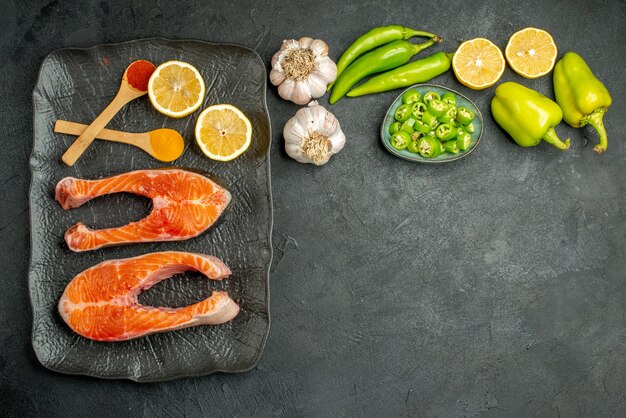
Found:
413,119 -> 431,133
453,126 -> 464,139
417,135 -> 441,158
438,107 -> 457,124
422,91 -> 440,104
347,52 -> 451,97
465,122 -> 475,133
394,104 -> 412,122
491,82 -> 570,150
444,140 -> 460,154
407,140 -> 420,154
400,118 -> 416,134
456,132 -> 472,151
411,101 -> 427,119
437,116 -> 454,125
441,92 -> 456,107
388,122 -> 401,135
329,26 -> 441,91
330,38 -> 438,104
390,131 -> 411,150
553,52 -> 612,153
456,107 -> 475,125
436,123 -> 456,141
427,99 -> 448,117
401,89 -> 421,104
410,131 -> 422,141
421,111 -> 439,130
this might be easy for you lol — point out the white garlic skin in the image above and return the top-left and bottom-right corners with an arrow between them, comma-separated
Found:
270,37 -> 337,105
284,102 -> 346,165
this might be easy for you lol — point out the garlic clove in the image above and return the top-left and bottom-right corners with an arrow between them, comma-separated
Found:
269,69 -> 286,86
277,78 -> 296,102
304,104 -> 327,134
271,50 -> 284,68
313,58 -> 338,83
306,73 -> 328,99
309,39 -> 329,56
280,39 -> 299,52
320,110 -> 340,137
285,142 -> 306,163
284,115 -> 309,144
298,37 -> 314,48
327,129 -> 346,154
292,81 -> 313,105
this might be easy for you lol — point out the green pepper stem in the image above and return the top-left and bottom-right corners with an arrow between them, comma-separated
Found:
542,127 -> 570,150
404,28 -> 439,40
582,109 -> 608,154
411,38 -> 437,55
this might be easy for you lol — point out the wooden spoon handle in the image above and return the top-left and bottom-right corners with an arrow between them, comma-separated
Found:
55,120 -> 147,146
61,87 -> 139,166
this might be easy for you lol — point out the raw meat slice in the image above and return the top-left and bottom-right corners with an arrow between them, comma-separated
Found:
58,251 -> 240,341
55,168 -> 231,252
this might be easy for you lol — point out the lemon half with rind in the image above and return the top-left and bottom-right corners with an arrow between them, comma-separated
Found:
452,38 -> 505,90
195,104 -> 252,162
148,60 -> 206,118
505,27 -> 558,79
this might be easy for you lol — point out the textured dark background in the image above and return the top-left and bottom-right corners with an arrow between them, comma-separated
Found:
1,0 -> 625,416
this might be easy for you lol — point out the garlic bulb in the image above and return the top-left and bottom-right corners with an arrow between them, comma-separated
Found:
270,37 -> 337,105
284,101 -> 346,165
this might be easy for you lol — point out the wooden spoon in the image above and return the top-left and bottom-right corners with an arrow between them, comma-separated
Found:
61,60 -> 156,166
55,120 -> 185,162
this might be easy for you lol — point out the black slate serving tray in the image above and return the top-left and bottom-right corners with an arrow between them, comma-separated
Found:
29,38 -> 272,381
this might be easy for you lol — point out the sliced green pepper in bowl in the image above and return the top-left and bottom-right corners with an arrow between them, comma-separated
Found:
390,131 -> 411,150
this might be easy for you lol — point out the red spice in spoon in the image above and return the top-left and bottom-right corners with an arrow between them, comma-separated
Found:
126,60 -> 156,91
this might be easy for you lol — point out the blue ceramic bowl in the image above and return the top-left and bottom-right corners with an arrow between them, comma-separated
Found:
380,84 -> 483,163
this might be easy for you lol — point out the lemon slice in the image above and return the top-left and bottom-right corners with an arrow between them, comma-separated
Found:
505,27 -> 557,78
148,61 -> 206,118
452,38 -> 505,90
195,104 -> 252,161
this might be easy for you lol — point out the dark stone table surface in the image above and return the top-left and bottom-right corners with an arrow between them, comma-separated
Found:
1,0 -> 624,416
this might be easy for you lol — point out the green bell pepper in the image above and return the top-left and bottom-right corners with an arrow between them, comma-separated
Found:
553,52 -> 612,154
491,82 -> 570,150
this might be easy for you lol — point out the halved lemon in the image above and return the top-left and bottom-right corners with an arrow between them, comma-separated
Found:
452,38 -> 505,90
505,27 -> 557,78
195,104 -> 252,161
148,61 -> 206,118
